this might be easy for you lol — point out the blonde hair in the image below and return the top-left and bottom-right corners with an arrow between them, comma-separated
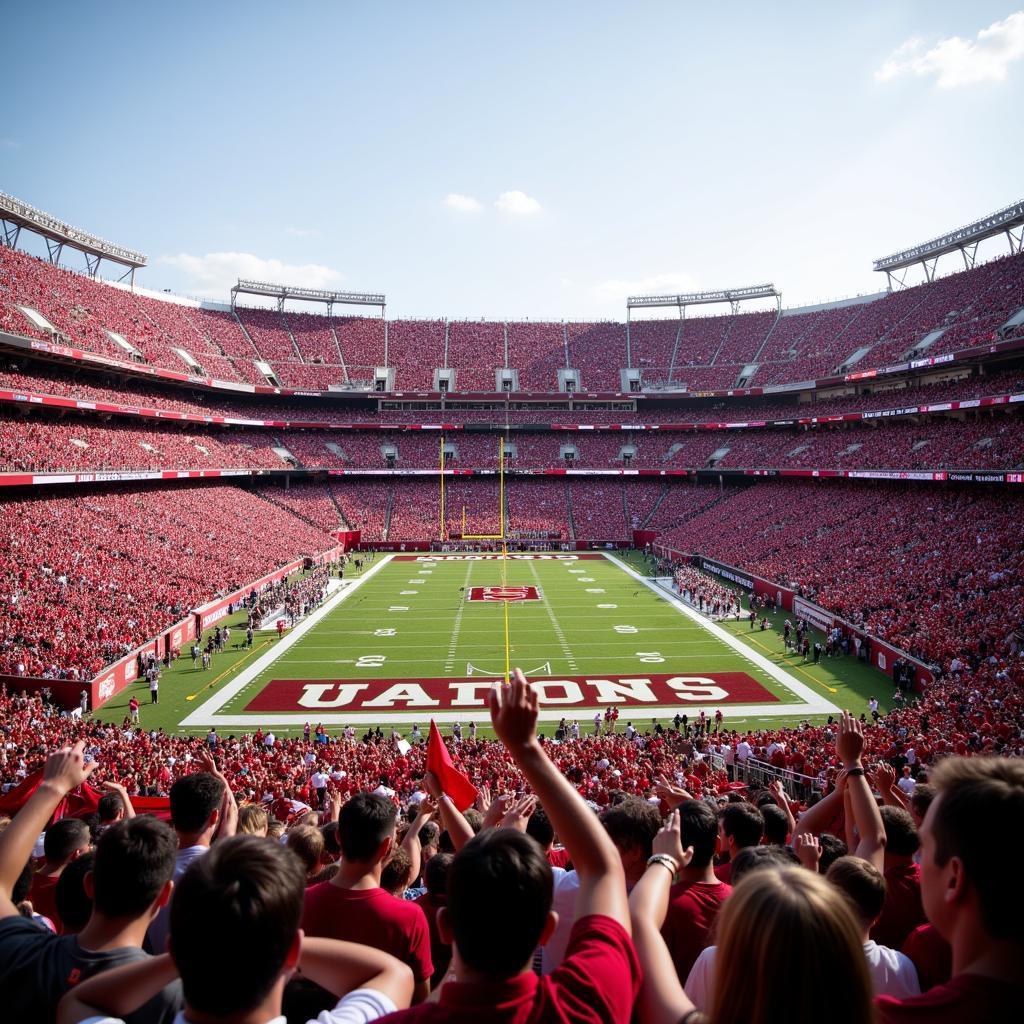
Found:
237,803 -> 269,836
711,867 -> 874,1024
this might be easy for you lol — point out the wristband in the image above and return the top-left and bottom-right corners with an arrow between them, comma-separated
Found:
845,767 -> 866,777
646,854 -> 679,882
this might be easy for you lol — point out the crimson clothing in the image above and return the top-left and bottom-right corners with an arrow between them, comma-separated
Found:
302,882 -> 433,983
872,863 -> 925,950
377,915 -> 640,1023
414,891 -> 451,986
901,924 -> 952,993
876,972 -> 1024,1023
713,861 -> 732,884
28,872 -> 62,933
662,879 -> 731,980
547,848 -> 571,870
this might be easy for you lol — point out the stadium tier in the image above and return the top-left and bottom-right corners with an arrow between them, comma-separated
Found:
4,242 -> 1024,392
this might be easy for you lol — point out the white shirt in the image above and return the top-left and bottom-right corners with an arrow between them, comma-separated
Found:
541,868 -> 581,975
736,740 -> 752,761
897,775 -> 917,796
311,771 -> 329,789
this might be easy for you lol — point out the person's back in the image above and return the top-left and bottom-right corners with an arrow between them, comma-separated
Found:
871,806 -> 925,950
28,816 -> 91,933
875,757 -> 1024,1023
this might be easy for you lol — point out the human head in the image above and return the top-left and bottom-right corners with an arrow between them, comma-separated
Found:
55,850 -> 95,932
418,820 -> 440,862
720,802 -> 764,856
170,835 -> 305,1017
169,773 -> 225,838
817,832 -> 849,872
441,828 -> 553,978
43,817 -> 91,867
678,798 -> 719,868
380,847 -> 412,895
97,792 -> 125,826
285,825 -> 325,876
880,805 -> 920,860
424,851 -> 453,899
826,855 -> 887,930
908,783 -> 935,828
920,757 -> 1024,945
90,817 -> 176,920
712,867 -> 873,1024
760,804 -> 789,846
337,792 -> 397,864
525,806 -> 555,851
730,844 -> 799,884
238,803 -> 269,836
600,796 -> 661,877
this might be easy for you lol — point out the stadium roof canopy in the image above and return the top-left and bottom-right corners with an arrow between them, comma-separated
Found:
873,198 -> 1024,285
627,284 -> 780,316
231,279 -> 386,313
0,191 -> 147,281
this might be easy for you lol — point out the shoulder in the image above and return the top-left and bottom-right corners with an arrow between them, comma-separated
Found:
548,914 -> 641,1014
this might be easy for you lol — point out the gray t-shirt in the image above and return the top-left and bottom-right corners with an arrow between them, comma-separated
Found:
0,914 -> 182,1024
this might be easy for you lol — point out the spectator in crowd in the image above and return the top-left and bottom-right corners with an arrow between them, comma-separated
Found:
29,815 -> 92,933
714,802 -> 763,883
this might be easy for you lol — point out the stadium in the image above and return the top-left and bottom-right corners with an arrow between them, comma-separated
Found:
1,6 -> 1022,1024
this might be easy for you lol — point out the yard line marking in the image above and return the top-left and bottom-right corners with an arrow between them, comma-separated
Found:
444,561 -> 476,674
528,561 -> 579,673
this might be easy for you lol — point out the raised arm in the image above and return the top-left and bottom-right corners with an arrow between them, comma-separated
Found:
870,762 -> 908,809
57,954 -> 178,1024
423,771 -> 475,851
0,742 -> 96,919
491,669 -> 628,928
836,711 -> 886,871
792,769 -> 847,841
768,779 -> 797,837
199,749 -> 238,839
628,810 -> 697,1024
101,780 -> 136,819
297,936 -> 414,1011
399,799 -> 436,886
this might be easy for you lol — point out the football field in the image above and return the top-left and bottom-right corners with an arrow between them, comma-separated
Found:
179,552 -> 840,731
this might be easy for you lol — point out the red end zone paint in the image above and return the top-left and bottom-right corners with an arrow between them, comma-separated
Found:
245,673 -> 779,712
390,553 -> 605,561
467,586 -> 540,601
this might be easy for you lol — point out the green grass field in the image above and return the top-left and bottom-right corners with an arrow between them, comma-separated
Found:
95,551 -> 895,738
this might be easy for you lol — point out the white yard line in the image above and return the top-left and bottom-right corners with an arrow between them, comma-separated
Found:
180,554 -> 396,727
444,561 -> 475,674
603,554 -> 839,716
529,561 -> 579,672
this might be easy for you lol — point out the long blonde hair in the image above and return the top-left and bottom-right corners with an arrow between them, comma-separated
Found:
711,866 -> 874,1024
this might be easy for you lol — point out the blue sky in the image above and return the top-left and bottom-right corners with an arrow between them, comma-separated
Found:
2,2 -> 1022,319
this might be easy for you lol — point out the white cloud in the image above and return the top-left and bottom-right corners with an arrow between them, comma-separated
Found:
589,270 -> 699,300
875,11 -> 1024,88
158,251 -> 343,299
443,193 -> 483,213
495,190 -> 542,216
284,226 -> 320,238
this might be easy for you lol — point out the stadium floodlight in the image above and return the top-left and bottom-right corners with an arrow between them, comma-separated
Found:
231,279 -> 385,313
0,191 -> 147,282
873,198 -> 1024,286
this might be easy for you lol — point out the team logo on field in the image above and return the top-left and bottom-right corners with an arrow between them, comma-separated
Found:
467,586 -> 541,602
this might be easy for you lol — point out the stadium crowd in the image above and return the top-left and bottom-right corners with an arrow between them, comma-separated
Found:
0,677 -> 1020,1023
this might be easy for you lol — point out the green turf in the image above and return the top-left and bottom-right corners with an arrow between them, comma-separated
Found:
93,551 -> 901,738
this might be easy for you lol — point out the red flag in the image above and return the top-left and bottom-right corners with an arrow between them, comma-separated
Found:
426,720 -> 477,811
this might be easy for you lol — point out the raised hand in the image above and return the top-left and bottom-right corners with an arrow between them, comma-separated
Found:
835,710 -> 865,768
652,809 -> 694,871
480,791 -> 513,831
422,769 -> 443,801
42,741 -> 97,794
794,832 -> 822,872
474,784 -> 492,814
498,794 -> 537,832
653,773 -> 691,807
489,669 -> 539,749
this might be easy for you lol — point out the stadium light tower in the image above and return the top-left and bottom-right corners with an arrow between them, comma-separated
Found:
873,198 -> 1024,290
0,191 -> 147,283
230,279 -> 386,317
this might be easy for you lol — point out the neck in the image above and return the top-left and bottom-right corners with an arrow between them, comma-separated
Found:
448,946 -> 532,987
949,916 -> 1024,981
183,978 -> 285,1024
679,861 -> 719,885
333,860 -> 382,890
177,830 -> 213,850
77,912 -> 149,952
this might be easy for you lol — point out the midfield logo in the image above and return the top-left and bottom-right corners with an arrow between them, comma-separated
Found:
467,586 -> 541,602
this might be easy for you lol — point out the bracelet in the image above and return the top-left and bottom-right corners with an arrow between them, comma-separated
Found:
647,854 -> 679,882
845,767 -> 866,777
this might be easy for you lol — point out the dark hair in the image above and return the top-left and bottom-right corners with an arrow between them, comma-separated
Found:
170,773 -> 225,834
424,851 -> 453,898
12,861 -> 33,904
678,799 -> 719,868
418,820 -> 440,850
44,817 -> 90,864
818,833 -> 849,872
525,807 -> 555,849
447,829 -> 552,977
97,792 -> 124,823
56,851 -> 95,932
92,817 -> 176,919
929,757 -> 1024,941
381,847 -> 411,895
880,806 -> 919,857
171,835 -> 305,1015
761,805 -> 789,846
320,820 -> 342,859
731,844 -> 799,884
909,783 -> 936,821
285,825 -> 324,875
721,802 -> 764,849
337,792 -> 396,862
827,856 -> 887,925
600,797 -> 661,859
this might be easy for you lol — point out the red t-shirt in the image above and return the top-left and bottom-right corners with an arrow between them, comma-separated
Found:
901,923 -> 952,993
661,879 -> 731,980
302,882 -> 433,983
713,860 -> 733,884
28,873 -> 62,933
376,914 -> 640,1023
871,863 -> 925,950
876,973 -> 1024,1023
547,848 -> 572,870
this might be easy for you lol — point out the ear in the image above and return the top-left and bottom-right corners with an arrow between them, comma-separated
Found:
155,878 -> 173,912
83,870 -> 95,899
436,905 -> 454,945
284,928 -> 302,973
377,834 -> 394,864
945,856 -> 969,907
537,909 -> 559,947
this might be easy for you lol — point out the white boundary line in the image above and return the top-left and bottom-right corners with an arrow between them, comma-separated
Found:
604,553 -> 839,716
179,554 -> 397,727
180,551 -> 838,728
